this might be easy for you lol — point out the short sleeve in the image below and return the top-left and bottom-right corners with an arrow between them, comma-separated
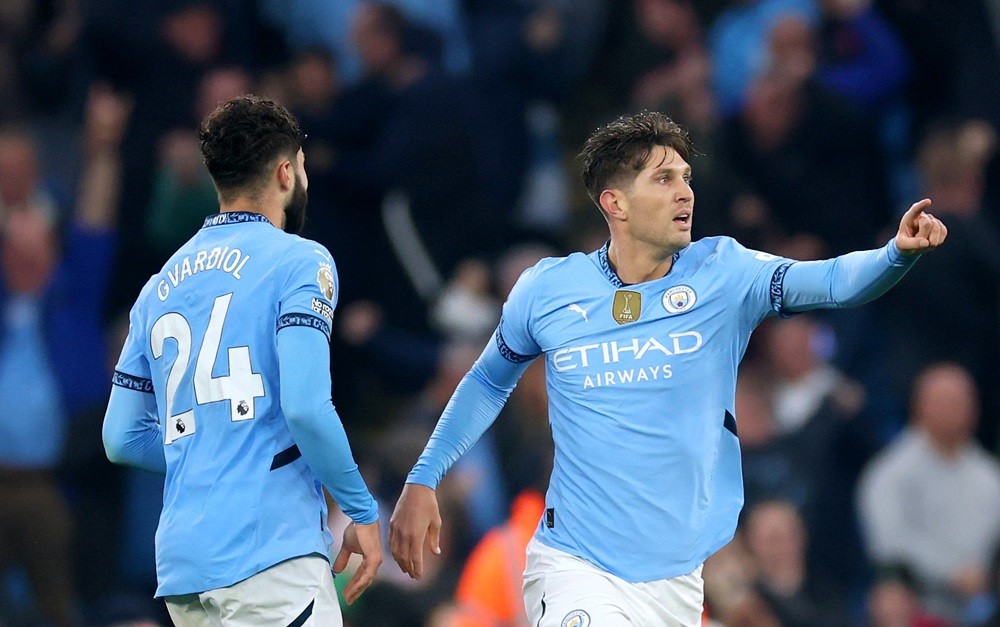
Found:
495,266 -> 542,363
276,240 -> 338,342
112,304 -> 154,393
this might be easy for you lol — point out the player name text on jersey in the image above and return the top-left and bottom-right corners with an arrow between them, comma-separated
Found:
157,247 -> 251,301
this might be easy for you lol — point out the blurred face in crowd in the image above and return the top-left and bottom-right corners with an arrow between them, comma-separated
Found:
613,144 -> 694,254
160,3 -> 222,64
196,68 -> 255,123
912,363 -> 979,453
868,579 -> 921,627
291,52 -> 340,111
0,132 -> 40,210
765,317 -> 819,380
746,501 -> 806,578
1,209 -> 57,295
351,3 -> 401,75
636,0 -> 699,49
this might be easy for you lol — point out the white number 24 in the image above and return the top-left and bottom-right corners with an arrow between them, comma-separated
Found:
150,293 -> 265,444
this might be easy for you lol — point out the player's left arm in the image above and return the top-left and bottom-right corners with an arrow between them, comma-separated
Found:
780,199 -> 947,311
102,383 -> 166,474
103,299 -> 165,473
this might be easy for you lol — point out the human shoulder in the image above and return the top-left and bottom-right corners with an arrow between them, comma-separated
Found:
276,233 -> 335,267
865,429 -> 926,479
516,252 -> 585,286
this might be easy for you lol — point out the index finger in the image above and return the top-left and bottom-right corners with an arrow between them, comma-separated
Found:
343,557 -> 378,605
902,198 -> 932,223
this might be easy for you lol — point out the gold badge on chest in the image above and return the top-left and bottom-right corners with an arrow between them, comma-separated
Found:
612,289 -> 641,324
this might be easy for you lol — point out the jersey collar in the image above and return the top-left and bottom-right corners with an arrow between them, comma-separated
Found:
596,240 -> 681,287
202,212 -> 273,229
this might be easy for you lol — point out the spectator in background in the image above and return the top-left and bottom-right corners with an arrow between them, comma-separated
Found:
569,0 -> 748,243
146,67 -> 256,260
708,0 -> 817,118
858,362 -> 1000,622
877,119 -> 1000,451
84,0 -> 257,316
760,315 -> 880,591
451,487 -> 546,627
875,0 -> 1000,138
743,499 -> 853,626
0,127 -> 66,221
719,13 -> 890,258
325,2 -> 495,334
814,0 -> 909,113
0,84 -> 128,627
867,564 -> 950,627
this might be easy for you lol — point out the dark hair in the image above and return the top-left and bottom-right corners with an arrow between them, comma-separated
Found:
198,95 -> 304,203
579,111 -> 694,208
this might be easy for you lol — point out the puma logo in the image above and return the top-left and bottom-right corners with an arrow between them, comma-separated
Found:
567,304 -> 589,322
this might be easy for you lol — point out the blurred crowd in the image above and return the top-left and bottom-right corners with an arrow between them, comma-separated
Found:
1,0 -> 999,625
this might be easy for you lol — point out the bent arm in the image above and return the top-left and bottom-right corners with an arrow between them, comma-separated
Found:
278,325 -> 378,524
102,383 -> 166,473
407,339 -> 533,488
781,238 -> 919,312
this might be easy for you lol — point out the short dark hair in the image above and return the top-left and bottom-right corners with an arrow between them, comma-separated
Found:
579,111 -> 694,208
199,95 -> 304,203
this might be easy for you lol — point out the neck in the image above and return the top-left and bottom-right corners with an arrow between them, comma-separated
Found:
927,435 -> 965,460
607,238 -> 676,284
220,198 -> 281,229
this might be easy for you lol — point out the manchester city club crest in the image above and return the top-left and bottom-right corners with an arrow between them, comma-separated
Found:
612,290 -> 641,324
562,610 -> 591,627
662,285 -> 697,314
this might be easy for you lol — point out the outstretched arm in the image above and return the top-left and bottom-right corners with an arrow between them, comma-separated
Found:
781,199 -> 947,311
390,337 -> 532,580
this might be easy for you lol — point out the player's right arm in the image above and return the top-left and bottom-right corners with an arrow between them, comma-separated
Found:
103,305 -> 167,474
276,242 -> 381,604
390,266 -> 542,580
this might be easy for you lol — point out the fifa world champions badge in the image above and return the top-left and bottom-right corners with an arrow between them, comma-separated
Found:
612,289 -> 642,324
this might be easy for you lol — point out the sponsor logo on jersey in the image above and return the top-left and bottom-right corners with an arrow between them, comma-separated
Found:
567,303 -> 589,322
612,290 -> 641,324
317,263 -> 335,301
562,610 -> 591,627
662,285 -> 697,314
551,331 -> 703,372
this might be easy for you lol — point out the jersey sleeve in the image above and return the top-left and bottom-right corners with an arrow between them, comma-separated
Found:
106,296 -> 164,473
736,237 -> 920,323
725,240 -> 799,325
112,301 -> 153,389
276,240 -> 338,342
495,266 -> 543,363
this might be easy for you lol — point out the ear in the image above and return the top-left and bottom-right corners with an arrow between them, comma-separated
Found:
276,158 -> 294,192
599,189 -> 627,221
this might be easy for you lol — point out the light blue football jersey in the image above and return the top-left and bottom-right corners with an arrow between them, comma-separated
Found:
410,234 -> 917,583
113,212 -> 347,596
496,237 -> 794,582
